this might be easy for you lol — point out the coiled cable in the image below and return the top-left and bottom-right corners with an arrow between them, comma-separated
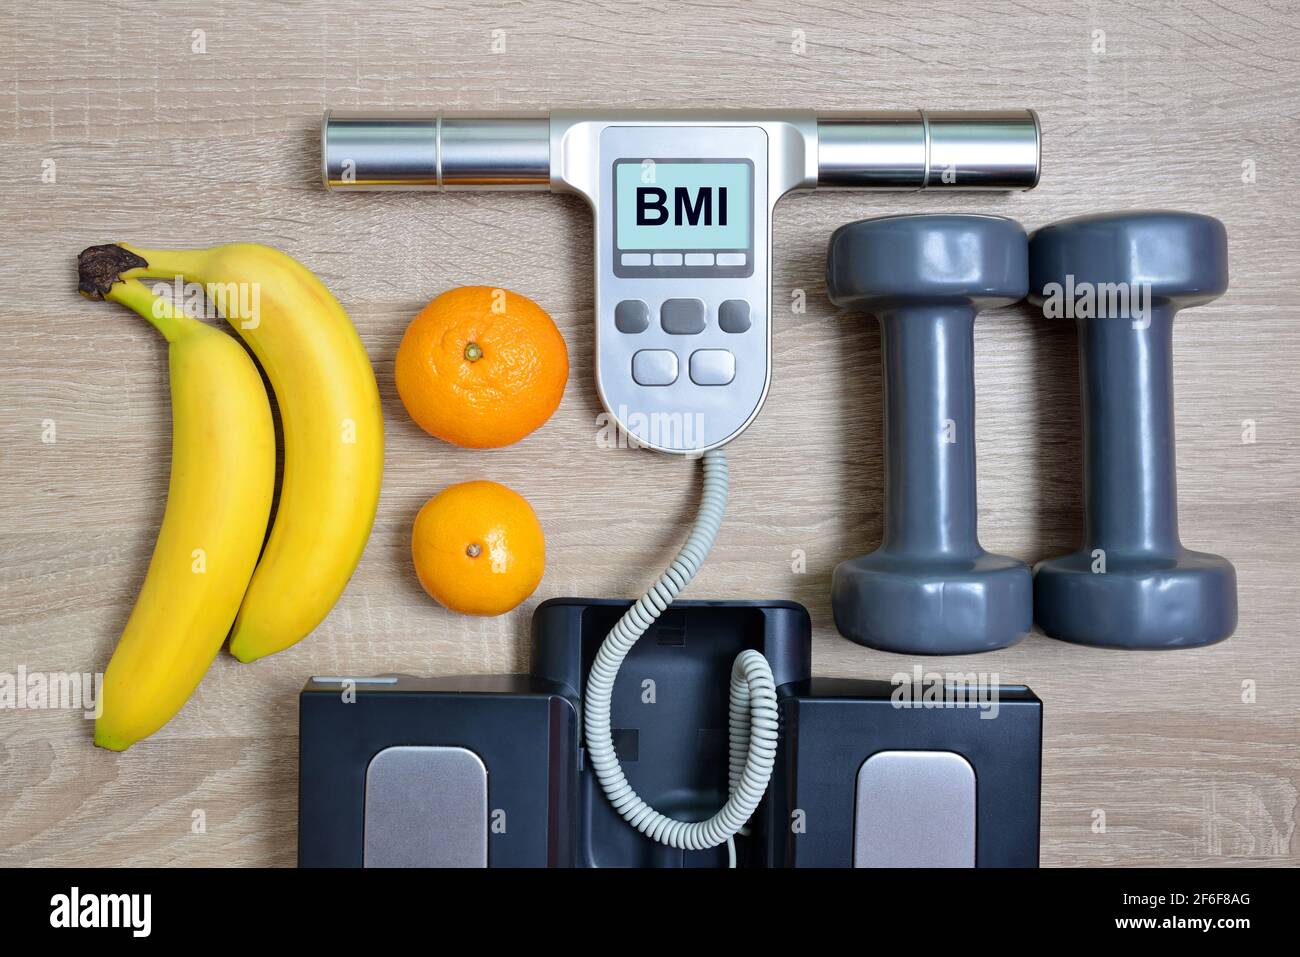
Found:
583,448 -> 779,855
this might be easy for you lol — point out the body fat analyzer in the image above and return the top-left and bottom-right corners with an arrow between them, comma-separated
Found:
322,109 -> 1039,452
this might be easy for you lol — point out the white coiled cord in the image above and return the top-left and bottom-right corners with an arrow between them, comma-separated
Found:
583,448 -> 779,859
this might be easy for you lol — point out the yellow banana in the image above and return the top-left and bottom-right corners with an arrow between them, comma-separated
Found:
117,242 -> 384,662
80,272 -> 276,750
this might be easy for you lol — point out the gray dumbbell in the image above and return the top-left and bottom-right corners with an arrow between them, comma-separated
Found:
826,214 -> 1033,655
1028,211 -> 1237,648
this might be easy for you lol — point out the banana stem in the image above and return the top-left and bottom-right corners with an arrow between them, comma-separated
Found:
77,242 -> 211,303
117,244 -> 209,284
77,243 -> 205,342
105,278 -> 190,342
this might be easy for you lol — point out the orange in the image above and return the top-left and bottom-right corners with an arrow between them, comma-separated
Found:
411,480 -> 545,616
395,285 -> 569,448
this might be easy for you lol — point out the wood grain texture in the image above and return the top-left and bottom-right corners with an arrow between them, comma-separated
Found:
2,0 -> 1298,867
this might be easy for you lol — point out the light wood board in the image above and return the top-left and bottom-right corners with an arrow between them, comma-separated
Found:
1,0 -> 1297,867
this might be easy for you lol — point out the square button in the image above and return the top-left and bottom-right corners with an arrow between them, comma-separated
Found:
716,253 -> 746,267
689,349 -> 735,386
661,298 -> 706,335
620,253 -> 651,267
632,350 -> 679,386
684,253 -> 714,266
652,253 -> 684,266
718,300 -> 751,333
615,300 -> 650,334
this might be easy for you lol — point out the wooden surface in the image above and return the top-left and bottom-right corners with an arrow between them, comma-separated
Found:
2,0 -> 1298,868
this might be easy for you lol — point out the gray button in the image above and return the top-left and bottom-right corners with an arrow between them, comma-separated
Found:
632,350 -> 679,386
718,300 -> 751,333
653,253 -> 684,266
661,298 -> 706,335
620,253 -> 651,267
615,300 -> 649,333
689,349 -> 735,386
716,253 -> 746,267
684,253 -> 714,266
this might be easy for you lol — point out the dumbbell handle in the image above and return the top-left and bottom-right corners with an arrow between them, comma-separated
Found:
321,109 -> 1040,191
880,306 -> 980,558
1079,306 -> 1181,553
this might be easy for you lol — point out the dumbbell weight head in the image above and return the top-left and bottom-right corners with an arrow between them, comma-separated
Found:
827,214 -> 1033,655
1029,210 -> 1229,311
1028,211 -> 1237,648
828,213 -> 1030,311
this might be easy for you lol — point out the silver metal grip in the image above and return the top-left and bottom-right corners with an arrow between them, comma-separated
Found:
816,109 -> 1040,189
322,110 -> 550,190
322,108 -> 1040,192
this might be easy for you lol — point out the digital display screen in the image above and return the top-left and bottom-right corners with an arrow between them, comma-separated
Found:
615,160 -> 751,251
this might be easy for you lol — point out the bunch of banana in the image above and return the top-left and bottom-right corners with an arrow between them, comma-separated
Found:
79,243 -> 384,750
